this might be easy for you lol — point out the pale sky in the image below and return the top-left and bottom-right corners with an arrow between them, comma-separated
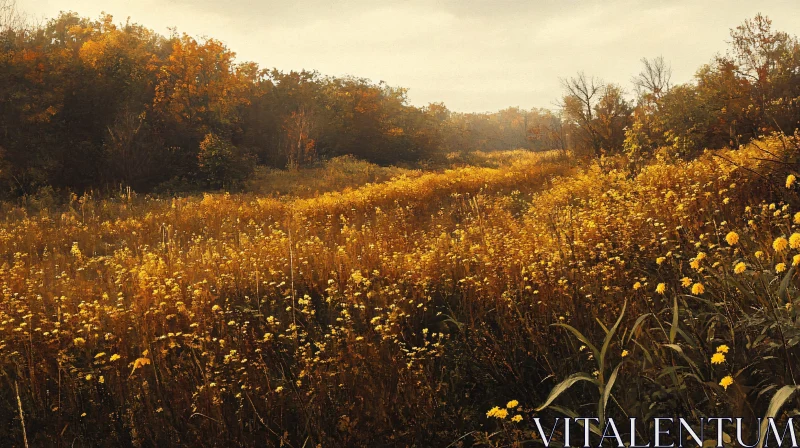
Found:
16,0 -> 800,113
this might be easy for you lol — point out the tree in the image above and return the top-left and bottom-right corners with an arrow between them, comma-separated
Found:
636,15 -> 800,157
632,56 -> 672,101
283,109 -> 316,170
527,110 -> 569,153
726,13 -> 800,136
561,72 -> 604,156
153,34 -> 254,150
0,0 -> 23,34
561,74 -> 632,156
594,84 -> 633,152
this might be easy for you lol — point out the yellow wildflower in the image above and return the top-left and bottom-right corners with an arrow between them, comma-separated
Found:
734,262 -> 746,274
506,400 -> 519,409
725,231 -> 739,246
776,263 -> 787,273
755,251 -> 764,259
70,242 -> 82,258
633,282 -> 641,290
110,354 -> 121,362
656,283 -> 666,294
793,254 -> 800,266
512,415 -> 523,422
774,237 -> 789,252
791,233 -> 800,249
350,270 -> 364,284
716,345 -> 729,354
711,352 -> 726,364
487,406 -> 508,419
681,277 -> 692,287
691,283 -> 705,295
621,349 -> 629,358
719,375 -> 734,390
787,174 -> 797,188
131,357 -> 151,374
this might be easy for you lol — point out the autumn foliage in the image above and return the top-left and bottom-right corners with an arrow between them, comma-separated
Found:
3,12 -> 797,199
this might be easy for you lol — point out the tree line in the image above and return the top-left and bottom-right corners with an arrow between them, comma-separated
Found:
1,5 -> 799,196
0,12 -> 434,193
563,14 -> 800,163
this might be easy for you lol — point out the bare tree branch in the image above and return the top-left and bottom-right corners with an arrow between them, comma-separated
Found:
632,56 -> 672,100
0,0 -> 24,34
560,72 -> 605,154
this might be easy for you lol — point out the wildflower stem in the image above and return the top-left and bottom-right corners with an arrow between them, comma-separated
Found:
15,380 -> 29,448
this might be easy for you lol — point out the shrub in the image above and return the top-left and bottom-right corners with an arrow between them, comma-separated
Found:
197,133 -> 255,189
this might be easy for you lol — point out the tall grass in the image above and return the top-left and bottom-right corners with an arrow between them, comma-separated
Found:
0,137 -> 798,446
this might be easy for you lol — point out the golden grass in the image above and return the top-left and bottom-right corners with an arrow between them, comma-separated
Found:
1,138 -> 799,446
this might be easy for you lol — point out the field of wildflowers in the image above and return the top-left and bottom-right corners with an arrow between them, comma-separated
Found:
1,136 -> 800,446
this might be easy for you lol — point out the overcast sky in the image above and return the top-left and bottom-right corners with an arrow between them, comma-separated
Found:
16,0 -> 800,113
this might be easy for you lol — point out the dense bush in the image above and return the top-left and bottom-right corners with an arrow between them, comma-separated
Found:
197,133 -> 255,189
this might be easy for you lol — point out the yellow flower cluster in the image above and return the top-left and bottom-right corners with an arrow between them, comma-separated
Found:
711,344 -> 729,364
486,406 -> 508,419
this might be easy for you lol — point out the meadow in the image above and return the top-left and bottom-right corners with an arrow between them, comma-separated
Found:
1,134 -> 800,447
